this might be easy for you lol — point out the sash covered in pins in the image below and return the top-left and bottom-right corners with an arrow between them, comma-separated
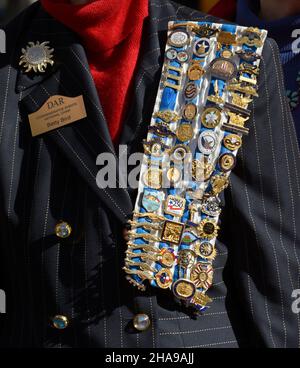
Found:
124,21 -> 267,313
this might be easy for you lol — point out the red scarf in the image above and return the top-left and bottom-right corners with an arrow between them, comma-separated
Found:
209,0 -> 237,21
40,0 -> 149,144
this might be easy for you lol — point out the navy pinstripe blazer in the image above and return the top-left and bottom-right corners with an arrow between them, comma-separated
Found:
0,0 -> 300,348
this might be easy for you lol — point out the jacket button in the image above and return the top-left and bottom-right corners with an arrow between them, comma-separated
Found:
55,221 -> 72,238
133,313 -> 151,331
51,315 -> 69,330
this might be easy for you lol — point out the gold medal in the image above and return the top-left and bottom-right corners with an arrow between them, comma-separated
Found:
191,291 -> 212,307
221,49 -> 233,59
143,168 -> 162,189
159,249 -> 176,267
219,153 -> 236,172
176,123 -> 194,142
188,62 -> 205,81
197,218 -> 219,239
161,220 -> 185,245
190,263 -> 213,290
166,167 -> 181,185
201,107 -> 222,129
211,174 -> 229,195
223,134 -> 242,151
177,249 -> 196,269
183,103 -> 197,120
217,31 -> 236,46
194,241 -> 216,260
172,279 -> 196,300
192,158 -> 214,182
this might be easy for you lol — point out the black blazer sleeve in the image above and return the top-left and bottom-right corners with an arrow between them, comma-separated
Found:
225,37 -> 300,348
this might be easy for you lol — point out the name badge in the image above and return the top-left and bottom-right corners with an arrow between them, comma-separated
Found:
28,95 -> 87,137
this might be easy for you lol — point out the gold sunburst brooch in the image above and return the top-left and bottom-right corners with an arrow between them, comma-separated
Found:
19,41 -> 54,73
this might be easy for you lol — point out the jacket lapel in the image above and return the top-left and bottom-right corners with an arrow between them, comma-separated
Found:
17,7 -> 133,223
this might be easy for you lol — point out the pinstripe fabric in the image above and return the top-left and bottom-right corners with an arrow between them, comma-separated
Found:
0,0 -> 299,348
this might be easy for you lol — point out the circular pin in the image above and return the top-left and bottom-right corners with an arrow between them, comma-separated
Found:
193,38 -> 211,57
150,142 -> 163,157
223,134 -> 242,151
188,63 -> 205,81
221,49 -> 233,59
201,107 -> 222,129
190,263 -> 213,290
178,249 -> 196,269
209,57 -> 237,81
143,168 -> 162,189
168,30 -> 189,48
183,103 -> 197,121
177,51 -> 189,63
170,144 -> 191,163
51,315 -> 69,330
173,279 -> 196,300
194,241 -> 216,260
201,195 -> 221,217
166,48 -> 177,60
198,218 -> 219,239
176,123 -> 194,142
55,221 -> 72,239
160,249 -> 176,268
166,167 -> 181,185
133,314 -> 151,331
19,41 -> 54,74
155,269 -> 173,289
184,82 -> 198,100
219,153 -> 236,172
198,130 -> 217,155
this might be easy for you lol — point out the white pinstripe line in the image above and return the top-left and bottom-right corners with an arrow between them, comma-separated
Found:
0,66 -> 11,145
186,340 -> 237,348
70,192 -> 80,347
240,143 -> 277,348
83,189 -> 91,345
41,192 -> 51,344
159,325 -> 232,336
7,92 -> 22,218
158,311 -> 227,321
98,210 -> 108,348
149,297 -> 156,348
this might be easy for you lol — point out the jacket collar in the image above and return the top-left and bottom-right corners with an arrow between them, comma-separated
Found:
16,1 -> 207,223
